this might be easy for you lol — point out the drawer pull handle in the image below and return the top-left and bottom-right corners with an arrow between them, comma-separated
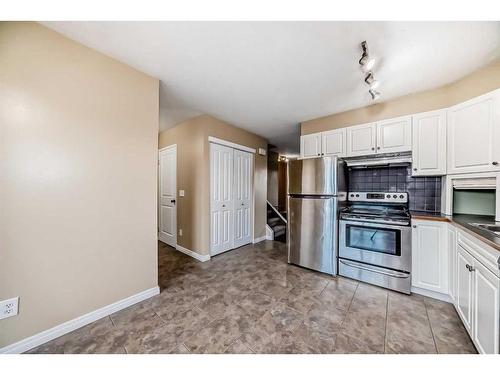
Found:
465,264 -> 475,272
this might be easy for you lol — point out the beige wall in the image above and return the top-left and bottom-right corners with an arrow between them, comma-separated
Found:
0,22 -> 159,347
158,115 -> 268,255
301,61 -> 500,134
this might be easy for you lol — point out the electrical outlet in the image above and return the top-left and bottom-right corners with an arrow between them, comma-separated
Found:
179,228 -> 183,236
0,297 -> 19,320
179,190 -> 185,197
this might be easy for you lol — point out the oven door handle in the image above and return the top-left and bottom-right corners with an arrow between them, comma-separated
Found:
339,259 -> 410,279
340,219 -> 410,231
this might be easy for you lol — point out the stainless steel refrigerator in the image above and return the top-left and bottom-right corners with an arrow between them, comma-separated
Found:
287,156 -> 346,275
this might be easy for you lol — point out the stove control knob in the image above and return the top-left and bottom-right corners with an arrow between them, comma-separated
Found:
386,194 -> 391,198
399,194 -> 404,199
350,194 -> 354,197
392,194 -> 397,198
355,194 -> 360,197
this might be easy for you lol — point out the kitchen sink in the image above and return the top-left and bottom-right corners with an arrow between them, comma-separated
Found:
470,223 -> 500,237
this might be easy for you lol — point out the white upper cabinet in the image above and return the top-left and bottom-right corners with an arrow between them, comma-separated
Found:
412,109 -> 447,176
411,220 -> 448,295
300,133 -> 322,159
322,128 -> 346,157
447,90 -> 500,174
346,122 -> 377,157
376,116 -> 412,154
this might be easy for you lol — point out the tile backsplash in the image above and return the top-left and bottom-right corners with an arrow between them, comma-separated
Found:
348,166 -> 441,212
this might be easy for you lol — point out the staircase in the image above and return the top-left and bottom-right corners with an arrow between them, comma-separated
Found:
267,201 -> 287,243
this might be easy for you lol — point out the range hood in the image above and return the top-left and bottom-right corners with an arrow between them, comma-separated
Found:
345,152 -> 412,168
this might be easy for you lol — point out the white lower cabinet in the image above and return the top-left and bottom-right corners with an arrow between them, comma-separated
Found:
411,220 -> 448,295
456,244 -> 475,334
412,220 -> 500,353
473,259 -> 500,354
448,225 -> 457,303
452,228 -> 500,354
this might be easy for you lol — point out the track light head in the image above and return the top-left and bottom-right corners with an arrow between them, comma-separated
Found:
364,72 -> 380,90
369,89 -> 381,101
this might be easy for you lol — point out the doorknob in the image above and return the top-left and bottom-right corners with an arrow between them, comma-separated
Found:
241,203 -> 244,206
170,199 -> 176,203
222,204 -> 226,208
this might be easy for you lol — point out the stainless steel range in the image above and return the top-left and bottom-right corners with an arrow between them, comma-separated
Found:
338,192 -> 411,294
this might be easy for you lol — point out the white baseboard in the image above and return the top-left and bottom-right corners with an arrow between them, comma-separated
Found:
411,287 -> 452,303
176,244 -> 210,262
253,235 -> 267,244
0,286 -> 160,354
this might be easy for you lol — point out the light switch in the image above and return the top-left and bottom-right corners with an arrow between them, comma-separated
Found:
179,190 -> 185,197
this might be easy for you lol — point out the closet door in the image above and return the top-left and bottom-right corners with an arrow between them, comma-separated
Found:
233,150 -> 253,248
210,143 -> 234,256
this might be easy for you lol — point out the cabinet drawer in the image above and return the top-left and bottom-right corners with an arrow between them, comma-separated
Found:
457,230 -> 500,277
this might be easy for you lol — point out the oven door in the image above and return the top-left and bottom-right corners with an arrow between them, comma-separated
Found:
339,219 -> 411,272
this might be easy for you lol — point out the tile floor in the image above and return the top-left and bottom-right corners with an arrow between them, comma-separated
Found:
28,240 -> 476,354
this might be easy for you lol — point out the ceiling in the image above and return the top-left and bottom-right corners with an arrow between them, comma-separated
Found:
42,21 -> 500,154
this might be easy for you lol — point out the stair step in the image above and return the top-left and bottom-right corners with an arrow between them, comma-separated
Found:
274,228 -> 286,237
272,224 -> 286,234
268,217 -> 280,225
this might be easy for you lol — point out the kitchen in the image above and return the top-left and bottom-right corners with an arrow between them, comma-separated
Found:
288,88 -> 500,354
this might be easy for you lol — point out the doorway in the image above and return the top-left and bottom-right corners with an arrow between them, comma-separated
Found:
158,144 -> 177,248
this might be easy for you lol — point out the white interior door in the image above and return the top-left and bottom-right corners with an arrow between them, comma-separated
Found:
210,143 -> 234,256
159,145 -> 177,247
233,149 -> 253,248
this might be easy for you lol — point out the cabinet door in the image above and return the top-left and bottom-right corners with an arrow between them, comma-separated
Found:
412,109 -> 447,176
447,224 -> 457,304
300,133 -> 322,159
322,128 -> 346,157
411,220 -> 448,294
447,90 -> 500,174
456,245 -> 475,335
346,123 -> 377,157
473,260 -> 500,354
376,116 -> 412,154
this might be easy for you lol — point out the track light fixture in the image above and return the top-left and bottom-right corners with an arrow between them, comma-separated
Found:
359,41 -> 375,72
359,41 -> 381,101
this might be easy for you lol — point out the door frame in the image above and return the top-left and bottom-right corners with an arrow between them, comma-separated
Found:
158,144 -> 177,247
209,137 -> 256,256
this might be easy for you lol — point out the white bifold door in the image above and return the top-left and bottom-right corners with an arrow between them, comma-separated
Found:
210,143 -> 253,256
159,145 -> 177,247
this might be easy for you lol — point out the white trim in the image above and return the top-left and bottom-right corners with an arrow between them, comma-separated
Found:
176,244 -> 210,262
158,144 -> 177,152
208,136 -> 256,154
266,224 -> 274,240
0,287 -> 160,354
267,201 -> 287,223
411,286 -> 452,303
253,235 -> 267,244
